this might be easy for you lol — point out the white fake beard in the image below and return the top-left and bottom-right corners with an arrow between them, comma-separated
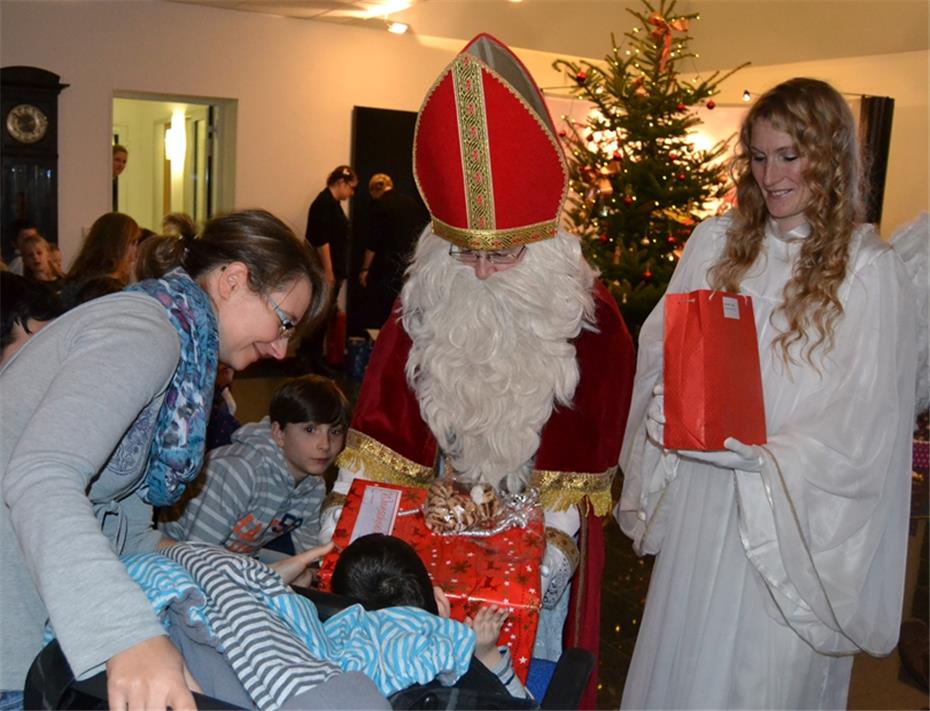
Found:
400,230 -> 597,492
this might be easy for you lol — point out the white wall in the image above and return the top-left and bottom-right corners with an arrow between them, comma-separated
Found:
1,1 -> 926,262
0,1 -> 500,262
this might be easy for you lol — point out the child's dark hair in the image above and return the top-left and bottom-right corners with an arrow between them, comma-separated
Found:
268,375 -> 350,428
331,534 -> 438,615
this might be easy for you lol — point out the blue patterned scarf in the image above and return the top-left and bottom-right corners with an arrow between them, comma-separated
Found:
127,269 -> 219,506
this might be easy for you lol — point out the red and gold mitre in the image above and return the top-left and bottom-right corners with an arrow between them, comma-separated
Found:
413,33 -> 568,251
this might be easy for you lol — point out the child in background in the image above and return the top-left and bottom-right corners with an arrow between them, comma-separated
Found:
331,533 -> 532,700
160,375 -> 349,555
19,234 -> 64,286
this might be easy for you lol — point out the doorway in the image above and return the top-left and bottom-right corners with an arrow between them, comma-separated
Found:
112,93 -> 236,233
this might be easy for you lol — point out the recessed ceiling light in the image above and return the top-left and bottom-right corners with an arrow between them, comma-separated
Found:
387,21 -> 408,34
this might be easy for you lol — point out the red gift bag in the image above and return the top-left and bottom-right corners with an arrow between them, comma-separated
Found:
663,289 -> 767,450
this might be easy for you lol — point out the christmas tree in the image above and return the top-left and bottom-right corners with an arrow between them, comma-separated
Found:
553,0 -> 748,333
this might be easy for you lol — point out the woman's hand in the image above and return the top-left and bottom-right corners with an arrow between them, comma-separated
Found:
106,635 -> 199,711
675,437 -> 765,472
269,541 -> 335,587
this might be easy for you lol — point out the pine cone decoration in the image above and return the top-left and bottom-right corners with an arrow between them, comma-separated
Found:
470,483 -> 501,521
425,481 -> 479,533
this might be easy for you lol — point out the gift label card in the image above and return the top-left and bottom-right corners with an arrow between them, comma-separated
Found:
722,296 -> 741,320
351,485 -> 401,542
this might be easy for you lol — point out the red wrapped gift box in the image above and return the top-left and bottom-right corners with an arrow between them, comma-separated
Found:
318,480 -> 544,681
664,289 -> 767,451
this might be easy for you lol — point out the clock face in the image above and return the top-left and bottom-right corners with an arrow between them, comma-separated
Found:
6,103 -> 49,144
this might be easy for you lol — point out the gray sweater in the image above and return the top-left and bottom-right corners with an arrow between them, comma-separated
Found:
0,292 -> 180,689
160,418 -> 326,554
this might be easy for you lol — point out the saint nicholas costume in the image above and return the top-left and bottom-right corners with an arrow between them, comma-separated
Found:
320,34 -> 635,709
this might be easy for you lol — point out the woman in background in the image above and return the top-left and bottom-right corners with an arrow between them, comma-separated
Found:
60,212 -> 141,305
616,78 -> 917,709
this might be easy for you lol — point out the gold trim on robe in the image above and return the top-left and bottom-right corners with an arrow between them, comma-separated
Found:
338,429 -> 616,516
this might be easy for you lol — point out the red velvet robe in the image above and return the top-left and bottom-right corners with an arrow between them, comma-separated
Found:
339,281 -> 635,707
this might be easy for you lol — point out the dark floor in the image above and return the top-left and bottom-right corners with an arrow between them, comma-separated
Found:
234,357 -> 930,710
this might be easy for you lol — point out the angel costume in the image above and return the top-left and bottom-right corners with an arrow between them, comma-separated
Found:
616,214 -> 917,709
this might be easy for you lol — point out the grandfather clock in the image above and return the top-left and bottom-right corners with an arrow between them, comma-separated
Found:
1,66 -> 68,258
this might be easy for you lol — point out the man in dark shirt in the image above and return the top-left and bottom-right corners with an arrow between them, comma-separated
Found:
358,174 -> 428,329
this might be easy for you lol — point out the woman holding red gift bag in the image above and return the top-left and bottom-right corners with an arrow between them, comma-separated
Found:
616,78 -> 917,709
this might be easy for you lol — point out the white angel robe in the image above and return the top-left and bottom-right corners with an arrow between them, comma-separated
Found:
616,214 -> 917,710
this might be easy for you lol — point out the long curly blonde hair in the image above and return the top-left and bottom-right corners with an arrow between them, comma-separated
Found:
709,78 -> 864,365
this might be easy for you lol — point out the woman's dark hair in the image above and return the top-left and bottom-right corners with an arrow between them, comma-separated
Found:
144,209 -> 328,329
269,374 -> 351,428
326,165 -> 357,187
331,534 -> 438,615
65,212 -> 140,285
59,275 -> 124,310
1,272 -> 64,349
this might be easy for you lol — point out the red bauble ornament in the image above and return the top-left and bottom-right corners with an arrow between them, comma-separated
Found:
575,71 -> 587,83
598,233 -> 609,243
706,99 -> 716,110
668,151 -> 679,161
676,102 -> 686,111
558,129 -> 567,138
677,173 -> 687,181
643,270 -> 653,281
612,151 -> 623,160
666,235 -> 677,245
623,195 -> 634,206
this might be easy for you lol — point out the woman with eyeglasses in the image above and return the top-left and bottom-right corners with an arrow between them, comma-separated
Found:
0,209 -> 327,711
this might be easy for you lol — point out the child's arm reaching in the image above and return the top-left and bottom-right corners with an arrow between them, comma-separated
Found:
465,606 -> 533,700
466,606 -> 509,669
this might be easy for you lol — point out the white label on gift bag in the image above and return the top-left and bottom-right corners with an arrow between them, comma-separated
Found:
351,486 -> 401,542
722,296 -> 740,320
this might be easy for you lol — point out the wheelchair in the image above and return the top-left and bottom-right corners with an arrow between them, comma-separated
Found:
24,587 -> 593,710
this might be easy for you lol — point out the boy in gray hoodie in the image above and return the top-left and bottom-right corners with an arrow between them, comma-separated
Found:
161,375 -> 349,555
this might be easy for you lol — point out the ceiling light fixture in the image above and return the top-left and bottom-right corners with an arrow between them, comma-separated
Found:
742,89 -> 751,102
387,21 -> 408,34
